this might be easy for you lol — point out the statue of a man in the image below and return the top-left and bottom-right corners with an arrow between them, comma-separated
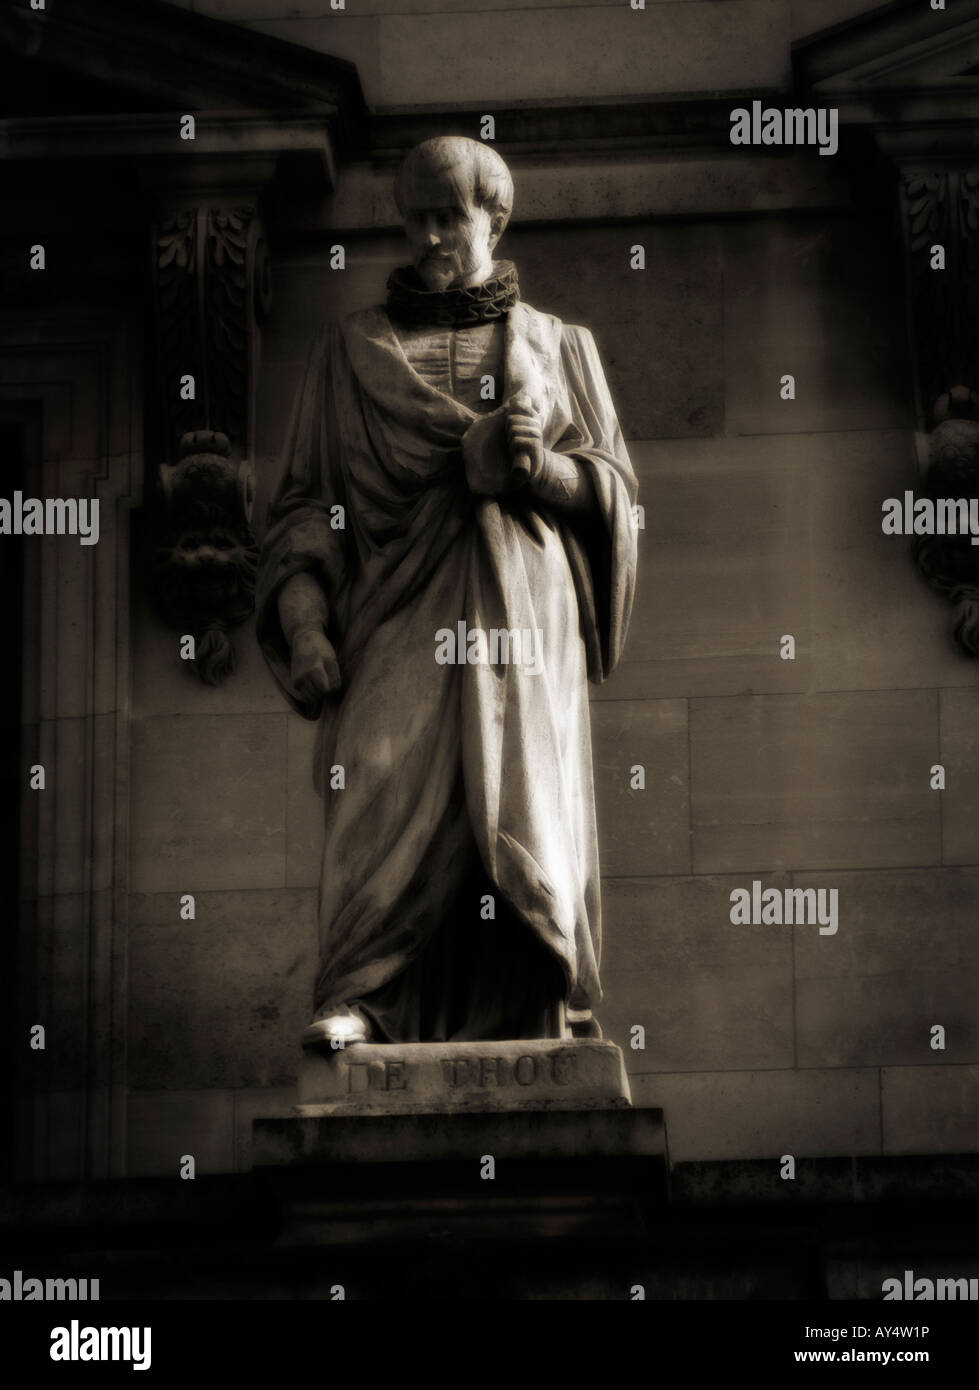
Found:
256,137 -> 637,1048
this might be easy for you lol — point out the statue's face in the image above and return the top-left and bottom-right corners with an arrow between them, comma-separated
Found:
401,164 -> 499,291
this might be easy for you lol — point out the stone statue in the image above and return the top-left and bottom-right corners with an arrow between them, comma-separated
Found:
256,137 -> 637,1048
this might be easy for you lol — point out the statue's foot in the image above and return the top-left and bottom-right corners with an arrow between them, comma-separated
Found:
566,1006 -> 603,1040
302,1004 -> 371,1048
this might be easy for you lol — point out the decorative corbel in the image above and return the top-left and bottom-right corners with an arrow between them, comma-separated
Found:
149,203 -> 271,683
902,169 -> 979,655
912,387 -> 979,656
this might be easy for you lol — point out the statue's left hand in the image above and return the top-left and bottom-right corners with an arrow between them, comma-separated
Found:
291,626 -> 342,711
462,397 -> 541,496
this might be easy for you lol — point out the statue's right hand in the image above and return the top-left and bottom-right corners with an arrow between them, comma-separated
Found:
290,626 -> 342,705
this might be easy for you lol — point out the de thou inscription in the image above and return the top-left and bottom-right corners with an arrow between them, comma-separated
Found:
298,1039 -> 631,1116
346,1048 -> 577,1093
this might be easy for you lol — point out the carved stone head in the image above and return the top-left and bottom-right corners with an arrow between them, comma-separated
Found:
394,136 -> 514,292
153,431 -> 258,685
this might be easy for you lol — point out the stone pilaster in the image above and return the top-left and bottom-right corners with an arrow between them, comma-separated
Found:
148,198 -> 270,683
796,2 -> 979,656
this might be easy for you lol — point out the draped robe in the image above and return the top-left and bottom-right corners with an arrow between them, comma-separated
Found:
256,299 -> 637,1042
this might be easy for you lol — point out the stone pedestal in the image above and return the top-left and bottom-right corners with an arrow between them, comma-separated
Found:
255,1104 -> 664,1169
252,1039 -> 667,1263
296,1037 -> 632,1116
252,1105 -> 668,1253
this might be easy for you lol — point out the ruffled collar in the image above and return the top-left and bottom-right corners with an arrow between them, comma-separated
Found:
385,259 -> 520,328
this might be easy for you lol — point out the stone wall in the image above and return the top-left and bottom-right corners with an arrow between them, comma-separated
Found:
121,0 -> 979,1174
168,0 -> 879,106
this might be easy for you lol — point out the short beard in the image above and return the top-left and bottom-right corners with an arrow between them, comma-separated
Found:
416,254 -> 461,291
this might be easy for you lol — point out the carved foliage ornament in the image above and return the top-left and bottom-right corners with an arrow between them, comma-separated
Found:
904,170 -> 979,427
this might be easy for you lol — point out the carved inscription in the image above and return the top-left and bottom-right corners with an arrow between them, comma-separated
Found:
340,1049 -> 580,1095
440,1051 -> 579,1088
345,1059 -> 408,1094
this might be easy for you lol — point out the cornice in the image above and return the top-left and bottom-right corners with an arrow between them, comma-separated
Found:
0,0 -> 367,152
794,0 -> 979,95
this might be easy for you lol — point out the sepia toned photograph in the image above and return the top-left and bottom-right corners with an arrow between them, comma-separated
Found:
1,0 -> 978,1349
